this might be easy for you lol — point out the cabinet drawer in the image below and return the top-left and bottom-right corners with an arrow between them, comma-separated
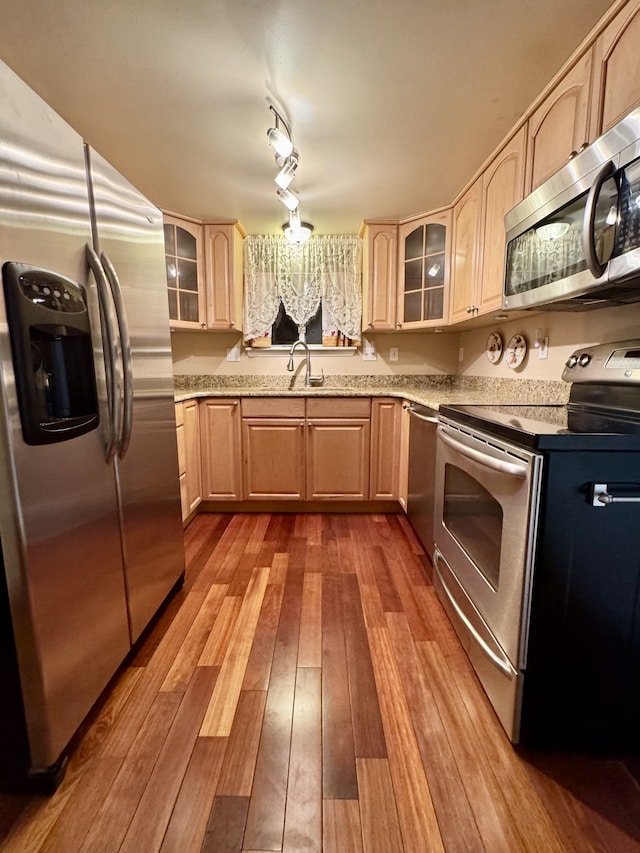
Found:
241,397 -> 305,418
306,397 -> 371,418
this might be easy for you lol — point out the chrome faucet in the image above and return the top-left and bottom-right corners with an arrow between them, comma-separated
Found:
287,340 -> 324,387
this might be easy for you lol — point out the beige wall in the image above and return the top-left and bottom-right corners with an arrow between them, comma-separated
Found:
457,301 -> 640,380
172,300 -> 640,380
171,330 -> 460,376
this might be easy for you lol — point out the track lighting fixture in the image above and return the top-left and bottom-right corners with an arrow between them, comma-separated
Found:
267,104 -> 313,238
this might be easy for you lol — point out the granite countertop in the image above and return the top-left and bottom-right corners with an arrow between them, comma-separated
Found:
174,374 -> 570,410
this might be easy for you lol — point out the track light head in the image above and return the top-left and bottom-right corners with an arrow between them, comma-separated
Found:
276,187 -> 299,211
274,151 -> 299,189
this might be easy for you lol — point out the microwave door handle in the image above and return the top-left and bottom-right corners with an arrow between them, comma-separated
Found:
583,159 -> 616,278
86,244 -> 119,463
100,252 -> 133,460
437,425 -> 527,479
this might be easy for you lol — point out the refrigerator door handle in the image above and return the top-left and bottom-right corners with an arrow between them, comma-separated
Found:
86,243 -> 120,463
100,252 -> 133,459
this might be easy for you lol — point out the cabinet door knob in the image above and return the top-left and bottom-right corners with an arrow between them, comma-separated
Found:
233,400 -> 239,407
230,321 -> 235,327
201,321 -> 207,327
368,322 -> 374,328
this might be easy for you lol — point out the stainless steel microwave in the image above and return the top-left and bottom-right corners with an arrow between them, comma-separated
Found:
503,108 -> 640,311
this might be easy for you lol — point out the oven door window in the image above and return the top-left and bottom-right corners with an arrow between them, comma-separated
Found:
443,463 -> 503,590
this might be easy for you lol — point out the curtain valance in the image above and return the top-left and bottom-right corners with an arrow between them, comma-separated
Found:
243,235 -> 362,342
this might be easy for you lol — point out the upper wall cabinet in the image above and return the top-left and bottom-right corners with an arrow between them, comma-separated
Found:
591,0 -> 640,136
164,212 -> 244,331
203,222 -> 245,331
163,213 -> 206,329
397,209 -> 451,329
525,50 -> 594,193
478,125 -> 527,315
449,177 -> 483,324
361,221 -> 399,331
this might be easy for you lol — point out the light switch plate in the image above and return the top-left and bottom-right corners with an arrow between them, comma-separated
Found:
389,347 -> 399,362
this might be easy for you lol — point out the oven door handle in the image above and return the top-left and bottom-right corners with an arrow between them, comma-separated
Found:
405,404 -> 439,424
434,553 -> 517,680
437,425 -> 527,479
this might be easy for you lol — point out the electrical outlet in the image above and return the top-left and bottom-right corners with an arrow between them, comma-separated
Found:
389,347 -> 399,362
226,344 -> 241,362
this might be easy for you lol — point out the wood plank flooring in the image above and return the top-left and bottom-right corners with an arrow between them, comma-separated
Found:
1,512 -> 640,852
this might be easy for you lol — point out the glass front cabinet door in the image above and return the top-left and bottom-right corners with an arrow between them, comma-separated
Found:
397,209 -> 451,328
163,213 -> 205,329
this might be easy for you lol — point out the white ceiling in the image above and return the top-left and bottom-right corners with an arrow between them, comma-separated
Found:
0,0 -> 616,235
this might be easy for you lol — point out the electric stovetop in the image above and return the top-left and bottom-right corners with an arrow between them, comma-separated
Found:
438,402 -> 640,451
438,339 -> 640,452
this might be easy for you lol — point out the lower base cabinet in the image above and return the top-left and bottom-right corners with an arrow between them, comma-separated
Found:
306,397 -> 371,501
241,397 -> 305,499
241,397 -> 372,501
200,398 -> 243,500
370,398 -> 402,500
177,394 -> 405,512
175,400 -> 202,521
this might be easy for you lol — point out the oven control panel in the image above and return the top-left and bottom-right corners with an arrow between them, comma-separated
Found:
562,339 -> 640,382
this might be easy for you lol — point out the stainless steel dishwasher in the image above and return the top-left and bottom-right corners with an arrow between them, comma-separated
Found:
405,402 -> 439,562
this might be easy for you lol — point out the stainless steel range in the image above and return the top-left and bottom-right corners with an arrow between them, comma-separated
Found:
433,339 -> 640,749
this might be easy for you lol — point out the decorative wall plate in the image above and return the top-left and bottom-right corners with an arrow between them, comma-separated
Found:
505,333 -> 527,369
486,332 -> 503,364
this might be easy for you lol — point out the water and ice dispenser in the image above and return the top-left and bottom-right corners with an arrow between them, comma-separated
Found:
2,262 -> 99,445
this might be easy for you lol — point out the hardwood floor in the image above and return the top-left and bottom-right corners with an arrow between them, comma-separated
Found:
1,512 -> 640,852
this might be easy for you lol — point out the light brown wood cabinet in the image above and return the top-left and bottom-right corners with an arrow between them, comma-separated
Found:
241,397 -> 372,501
175,399 -> 202,521
370,398 -> 402,501
397,210 -> 451,329
200,398 -> 243,501
449,176 -> 483,324
203,222 -> 244,331
591,0 -> 640,136
241,398 -> 306,500
525,49 -> 594,193
361,221 -> 399,331
306,398 -> 371,500
164,213 -> 244,332
164,214 -> 206,329
398,401 -> 411,512
478,126 -> 527,315
178,395 -> 409,511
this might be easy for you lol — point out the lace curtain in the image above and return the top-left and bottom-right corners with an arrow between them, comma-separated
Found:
243,235 -> 362,342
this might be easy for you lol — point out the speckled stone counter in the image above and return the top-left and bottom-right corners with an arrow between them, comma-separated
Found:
174,374 -> 570,409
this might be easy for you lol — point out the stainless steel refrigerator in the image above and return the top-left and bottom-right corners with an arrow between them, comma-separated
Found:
0,59 -> 185,791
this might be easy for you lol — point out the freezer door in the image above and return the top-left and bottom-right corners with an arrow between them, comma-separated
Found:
0,60 -> 131,773
85,148 -> 185,642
